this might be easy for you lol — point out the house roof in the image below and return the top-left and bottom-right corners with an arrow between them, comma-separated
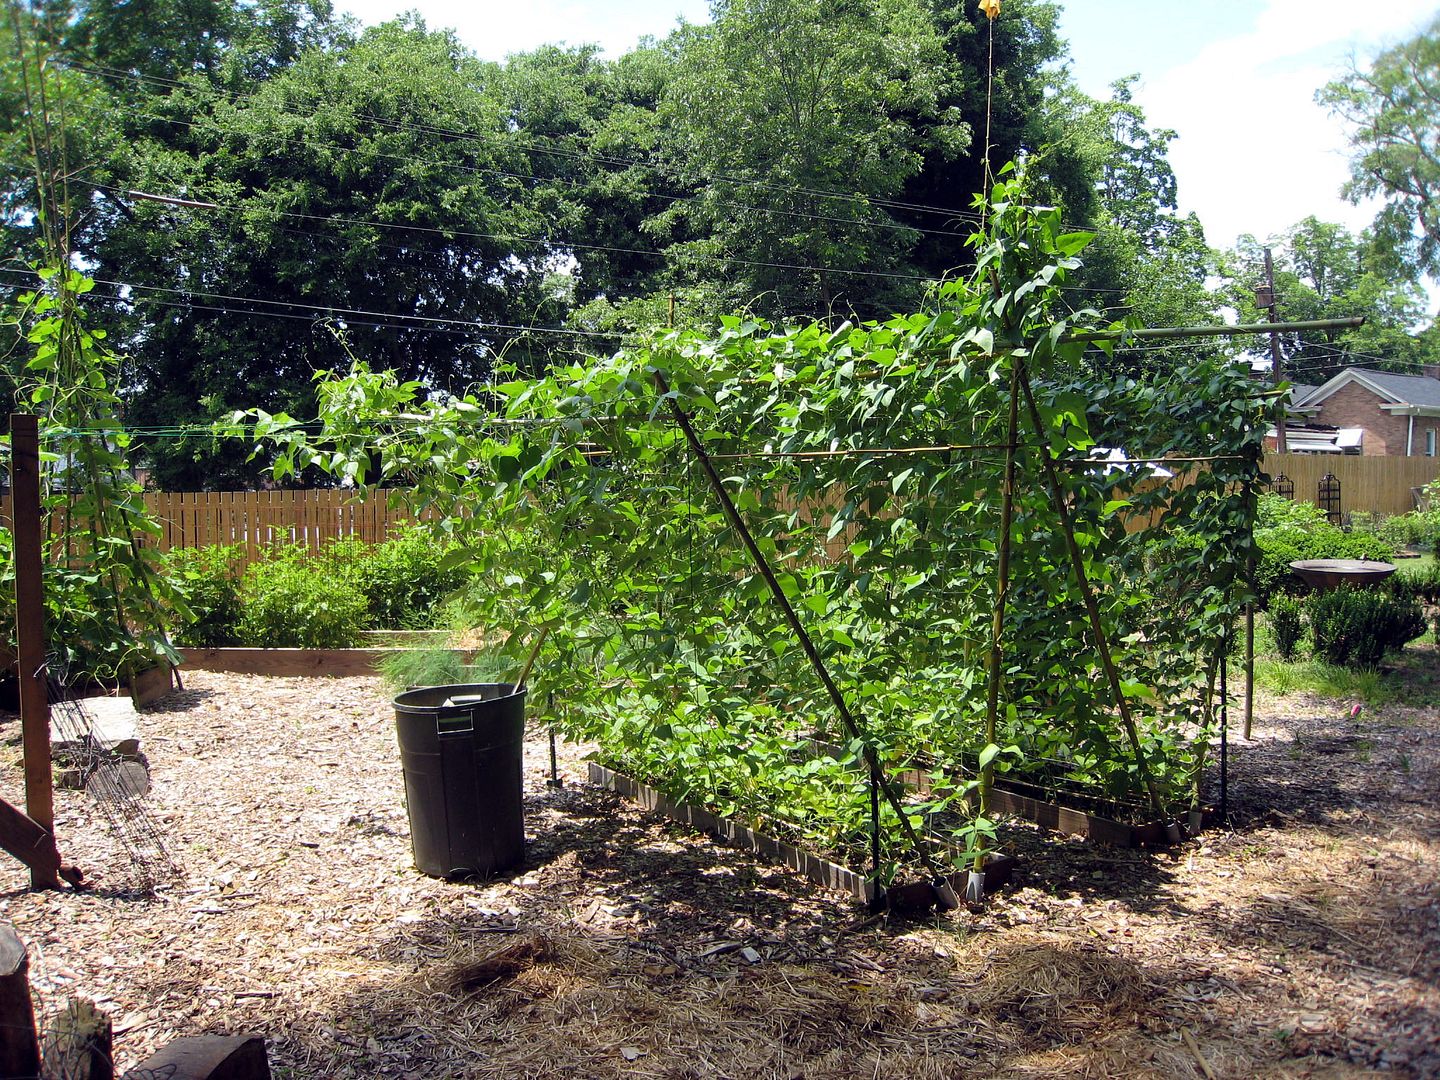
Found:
1265,423 -> 1364,453
1289,382 -> 1319,406
1297,367 -> 1440,413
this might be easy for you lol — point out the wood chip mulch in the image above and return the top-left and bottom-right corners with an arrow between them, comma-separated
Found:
1,668 -> 1437,1078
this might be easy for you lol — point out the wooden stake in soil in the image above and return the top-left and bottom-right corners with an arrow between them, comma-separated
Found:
0,923 -> 41,1079
9,413 -> 63,889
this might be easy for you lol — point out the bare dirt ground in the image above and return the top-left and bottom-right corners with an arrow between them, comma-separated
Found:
1,666 -> 1436,1079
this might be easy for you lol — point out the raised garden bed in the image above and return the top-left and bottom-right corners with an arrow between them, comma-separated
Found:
588,762 -> 1015,906
179,638 -> 468,678
803,737 -> 1190,848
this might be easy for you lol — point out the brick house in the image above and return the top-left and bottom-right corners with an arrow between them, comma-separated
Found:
1284,368 -> 1440,457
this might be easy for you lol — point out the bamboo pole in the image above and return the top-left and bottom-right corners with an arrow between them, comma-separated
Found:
1065,316 -> 1365,343
1014,372 -> 1167,819
974,357 -> 1022,895
654,372 -> 949,891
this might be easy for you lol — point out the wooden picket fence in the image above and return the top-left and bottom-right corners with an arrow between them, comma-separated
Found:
0,489 -> 440,567
2,454 -> 1436,568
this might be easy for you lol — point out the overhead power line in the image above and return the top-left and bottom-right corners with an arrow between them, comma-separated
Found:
106,182 -> 1133,298
0,270 -> 618,342
66,61 -> 984,229
111,184 -> 943,287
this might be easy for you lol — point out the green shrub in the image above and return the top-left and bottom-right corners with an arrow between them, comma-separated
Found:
164,545 -> 244,647
347,528 -> 466,630
1349,510 -> 1428,552
1399,561 -> 1440,605
1254,495 -> 1392,606
1383,512 -> 1427,551
238,548 -> 367,648
1305,586 -> 1425,668
1267,594 -> 1305,661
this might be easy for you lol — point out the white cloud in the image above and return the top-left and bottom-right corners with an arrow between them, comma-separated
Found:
1137,0 -> 1436,252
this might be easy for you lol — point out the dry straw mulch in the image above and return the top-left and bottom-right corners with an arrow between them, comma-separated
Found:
1,668 -> 1437,1078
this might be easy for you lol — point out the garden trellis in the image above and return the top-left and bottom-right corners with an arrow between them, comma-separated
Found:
231,178 -> 1279,905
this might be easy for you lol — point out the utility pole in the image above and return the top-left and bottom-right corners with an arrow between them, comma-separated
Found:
1257,248 -> 1287,453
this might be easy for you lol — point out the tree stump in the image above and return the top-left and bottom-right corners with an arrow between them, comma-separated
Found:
41,996 -> 114,1080
0,923 -> 40,1080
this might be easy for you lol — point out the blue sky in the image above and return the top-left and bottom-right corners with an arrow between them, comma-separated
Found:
337,0 -> 1439,309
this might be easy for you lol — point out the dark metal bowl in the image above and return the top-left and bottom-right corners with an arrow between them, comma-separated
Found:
1288,559 -> 1398,590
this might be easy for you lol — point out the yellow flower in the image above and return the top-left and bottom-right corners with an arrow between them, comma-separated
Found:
980,0 -> 1001,18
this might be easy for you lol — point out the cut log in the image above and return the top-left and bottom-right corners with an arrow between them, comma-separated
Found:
40,996 -> 113,1080
124,1035 -> 270,1080
0,923 -> 40,1080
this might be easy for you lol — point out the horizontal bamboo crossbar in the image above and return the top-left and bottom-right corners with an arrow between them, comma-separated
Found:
1,452 -> 1433,568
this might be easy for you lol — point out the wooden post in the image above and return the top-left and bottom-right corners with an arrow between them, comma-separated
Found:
10,414 -> 59,890
0,923 -> 41,1080
1262,248 -> 1287,454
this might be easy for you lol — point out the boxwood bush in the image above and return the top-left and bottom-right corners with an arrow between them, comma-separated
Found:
1267,593 -> 1305,661
1255,495 -> 1392,606
1305,586 -> 1425,668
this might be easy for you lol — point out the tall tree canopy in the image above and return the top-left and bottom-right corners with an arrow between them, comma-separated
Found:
1225,216 -> 1436,385
1045,77 -> 1223,375
645,0 -> 961,320
1320,16 -> 1440,278
10,0 -> 1401,487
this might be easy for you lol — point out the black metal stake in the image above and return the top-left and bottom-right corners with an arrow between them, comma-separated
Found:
1219,625 -> 1230,825
546,689 -> 561,788
869,766 -> 882,912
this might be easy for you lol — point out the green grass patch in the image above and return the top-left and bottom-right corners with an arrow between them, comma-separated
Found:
1249,644 -> 1440,708
1396,552 -> 1438,578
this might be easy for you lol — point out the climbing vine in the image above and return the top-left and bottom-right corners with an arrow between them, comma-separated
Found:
236,173 -> 1263,879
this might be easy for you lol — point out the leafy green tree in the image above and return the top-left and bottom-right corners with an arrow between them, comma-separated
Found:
68,0 -> 338,90
1225,216 -> 1435,384
898,0 -> 1083,276
84,18 -> 592,486
1319,16 -> 1440,278
647,0 -> 963,320
1046,78 -> 1225,373
499,42 -> 680,317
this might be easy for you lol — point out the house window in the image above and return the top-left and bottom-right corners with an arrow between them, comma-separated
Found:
1428,429 -> 1437,457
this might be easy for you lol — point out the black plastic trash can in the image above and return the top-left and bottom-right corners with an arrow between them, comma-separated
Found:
393,683 -> 526,879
